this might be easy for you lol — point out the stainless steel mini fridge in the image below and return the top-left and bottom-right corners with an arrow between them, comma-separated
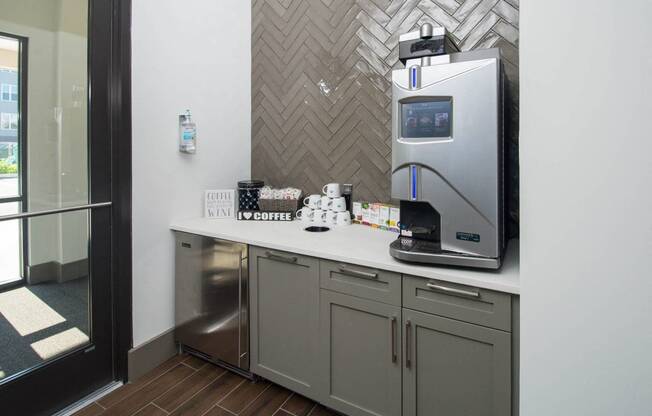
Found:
174,232 -> 249,374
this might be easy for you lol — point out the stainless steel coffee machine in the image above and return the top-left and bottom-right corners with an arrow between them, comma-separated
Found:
389,24 -> 505,269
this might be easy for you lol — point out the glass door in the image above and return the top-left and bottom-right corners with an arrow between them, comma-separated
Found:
0,31 -> 25,289
0,1 -> 125,414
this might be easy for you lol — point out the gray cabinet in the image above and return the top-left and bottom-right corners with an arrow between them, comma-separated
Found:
318,290 -> 402,416
249,244 -> 518,416
402,308 -> 511,416
250,246 -> 320,397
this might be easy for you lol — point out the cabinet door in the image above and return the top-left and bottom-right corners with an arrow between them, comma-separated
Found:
403,309 -> 511,416
319,290 -> 402,416
250,246 -> 320,397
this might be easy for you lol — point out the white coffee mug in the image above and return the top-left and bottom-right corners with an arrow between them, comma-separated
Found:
313,209 -> 326,225
320,195 -> 331,210
328,196 -> 347,212
303,194 -> 321,209
336,211 -> 351,226
324,210 -> 338,225
296,207 -> 313,223
322,183 -> 341,198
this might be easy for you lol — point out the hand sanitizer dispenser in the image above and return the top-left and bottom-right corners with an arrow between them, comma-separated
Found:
179,109 -> 196,154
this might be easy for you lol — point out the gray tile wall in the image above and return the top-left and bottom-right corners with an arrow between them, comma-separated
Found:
252,0 -> 519,234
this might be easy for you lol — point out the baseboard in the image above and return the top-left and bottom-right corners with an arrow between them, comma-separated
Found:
128,328 -> 178,382
61,258 -> 89,282
27,261 -> 60,284
27,258 -> 89,284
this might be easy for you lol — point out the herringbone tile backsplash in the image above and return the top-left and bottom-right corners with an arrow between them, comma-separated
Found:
252,0 -> 520,233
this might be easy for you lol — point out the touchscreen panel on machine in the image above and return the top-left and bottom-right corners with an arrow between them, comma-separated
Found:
401,98 -> 452,139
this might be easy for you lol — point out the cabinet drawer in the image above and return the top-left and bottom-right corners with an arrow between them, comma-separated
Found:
402,275 -> 511,331
320,260 -> 401,306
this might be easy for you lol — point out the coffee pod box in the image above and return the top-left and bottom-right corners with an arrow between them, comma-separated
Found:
352,202 -> 400,233
389,207 -> 400,232
352,202 -> 363,223
378,205 -> 390,230
361,203 -> 379,227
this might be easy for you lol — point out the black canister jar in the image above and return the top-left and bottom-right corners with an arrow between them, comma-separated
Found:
238,180 -> 265,211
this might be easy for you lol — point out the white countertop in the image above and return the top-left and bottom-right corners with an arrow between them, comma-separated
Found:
170,218 -> 520,294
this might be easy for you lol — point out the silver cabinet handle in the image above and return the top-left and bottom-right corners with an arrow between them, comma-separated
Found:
405,320 -> 412,369
426,283 -> 480,298
390,316 -> 397,363
338,265 -> 378,281
265,251 -> 298,264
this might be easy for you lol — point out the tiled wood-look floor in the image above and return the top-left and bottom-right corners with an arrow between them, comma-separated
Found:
74,354 -> 338,416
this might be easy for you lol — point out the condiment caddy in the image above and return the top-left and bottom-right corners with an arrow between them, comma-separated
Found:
236,179 -> 301,221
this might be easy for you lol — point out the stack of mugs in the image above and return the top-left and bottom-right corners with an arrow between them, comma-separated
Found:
296,183 -> 352,227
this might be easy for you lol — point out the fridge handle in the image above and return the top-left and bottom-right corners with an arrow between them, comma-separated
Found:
238,254 -> 249,367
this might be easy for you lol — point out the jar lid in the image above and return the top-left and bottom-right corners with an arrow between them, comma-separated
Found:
238,179 -> 265,189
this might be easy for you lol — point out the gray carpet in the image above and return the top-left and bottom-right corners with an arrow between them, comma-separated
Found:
0,277 -> 89,380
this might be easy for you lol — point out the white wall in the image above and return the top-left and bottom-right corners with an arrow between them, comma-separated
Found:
132,0 -> 251,347
520,1 -> 652,415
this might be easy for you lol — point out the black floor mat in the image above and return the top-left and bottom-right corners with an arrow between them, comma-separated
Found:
0,277 -> 89,380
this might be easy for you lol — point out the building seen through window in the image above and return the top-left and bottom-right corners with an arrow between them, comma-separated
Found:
0,38 -> 18,171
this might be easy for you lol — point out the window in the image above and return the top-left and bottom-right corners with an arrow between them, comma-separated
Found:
0,113 -> 18,130
1,84 -> 18,102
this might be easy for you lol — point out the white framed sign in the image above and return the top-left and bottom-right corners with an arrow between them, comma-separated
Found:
204,190 -> 235,219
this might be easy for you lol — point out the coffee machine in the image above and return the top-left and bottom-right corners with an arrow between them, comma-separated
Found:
389,24 -> 505,269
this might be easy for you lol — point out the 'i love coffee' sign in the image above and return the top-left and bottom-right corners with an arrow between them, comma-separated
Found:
237,211 -> 294,221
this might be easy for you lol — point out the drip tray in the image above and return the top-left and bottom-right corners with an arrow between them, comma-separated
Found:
304,226 -> 330,232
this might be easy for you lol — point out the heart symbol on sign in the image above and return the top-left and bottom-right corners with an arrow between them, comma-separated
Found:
243,212 -> 252,220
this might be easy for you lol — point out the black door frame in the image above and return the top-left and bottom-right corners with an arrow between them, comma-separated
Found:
87,0 -> 133,385
0,0 -> 132,413
0,30 -> 28,291
111,0 -> 133,384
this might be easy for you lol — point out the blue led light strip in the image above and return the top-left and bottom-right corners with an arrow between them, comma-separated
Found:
411,165 -> 417,200
411,67 -> 417,88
